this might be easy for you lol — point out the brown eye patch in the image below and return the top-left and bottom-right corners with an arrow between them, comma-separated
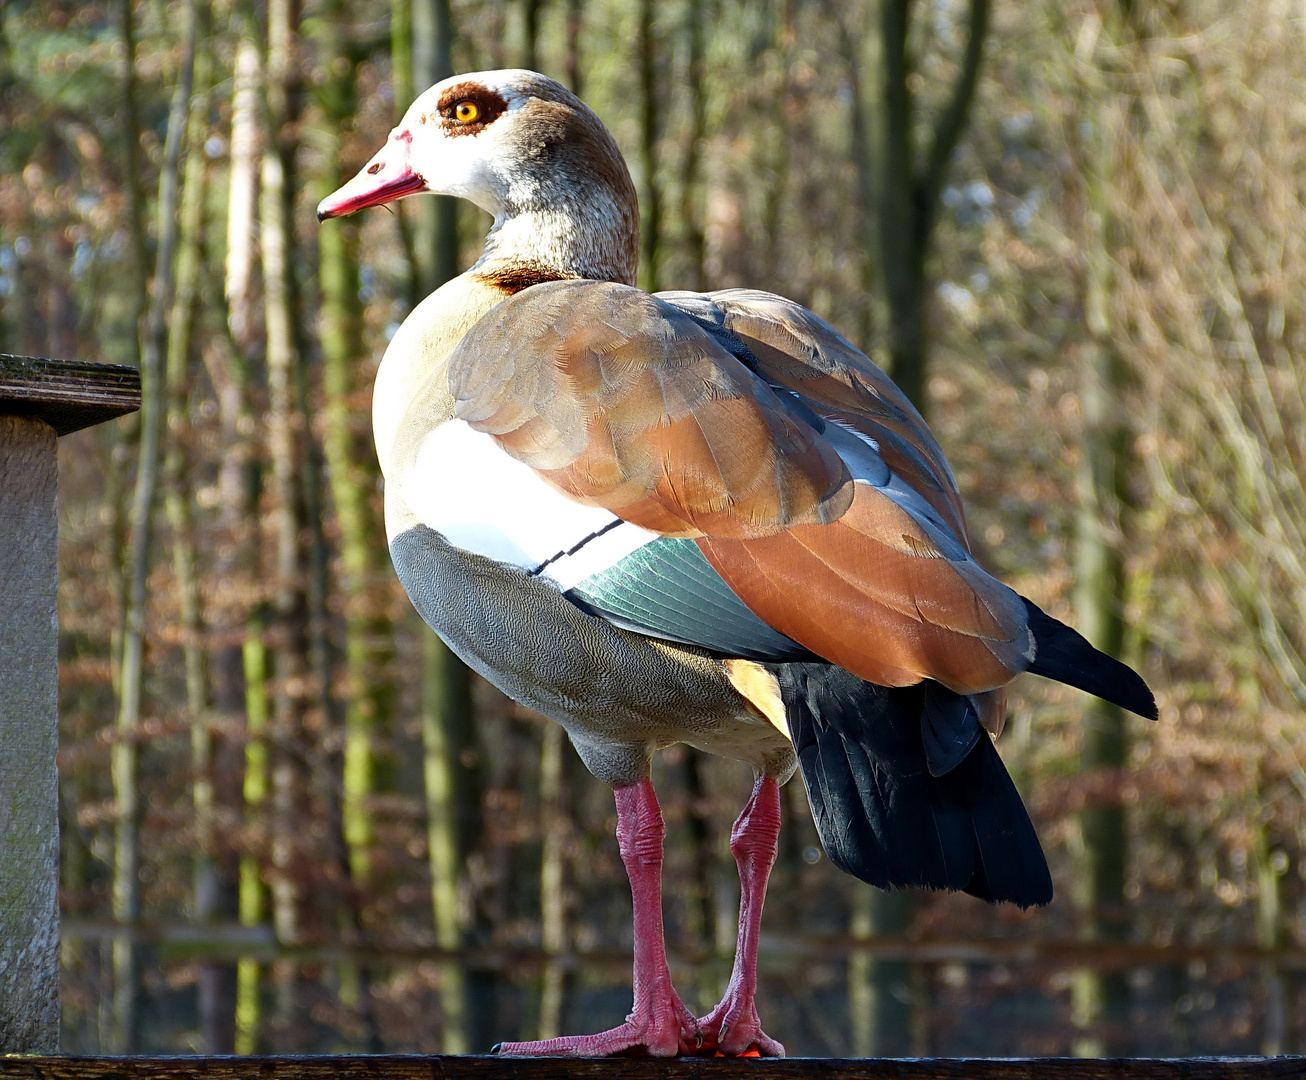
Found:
436,82 -> 508,136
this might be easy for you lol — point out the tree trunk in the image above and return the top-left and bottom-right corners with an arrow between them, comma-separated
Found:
536,723 -> 568,1039
1070,4 -> 1134,1055
390,0 -> 422,306
678,0 -> 707,292
421,629 -> 478,1053
313,0 -> 389,1048
870,0 -> 989,415
216,16 -> 265,1052
681,750 -> 720,1012
760,4 -> 793,294
520,0 -> 540,72
832,5 -> 881,354
235,616 -> 270,1054
110,0 -> 147,1052
316,0 -> 391,922
1254,815 -> 1289,1055
260,0 -> 309,1043
113,0 -> 197,1051
564,0 -> 583,95
407,0 -> 480,1052
637,0 -> 660,293
392,0 -> 413,115
411,0 -> 459,297
159,7 -> 236,1050
848,887 -> 913,1056
1070,344 -> 1131,1055
842,4 -> 991,1050
225,35 -> 261,353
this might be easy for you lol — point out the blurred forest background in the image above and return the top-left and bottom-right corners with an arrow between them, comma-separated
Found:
3,0 -> 1306,1057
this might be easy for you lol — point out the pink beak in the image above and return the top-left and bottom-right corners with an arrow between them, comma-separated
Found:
317,131 -> 427,221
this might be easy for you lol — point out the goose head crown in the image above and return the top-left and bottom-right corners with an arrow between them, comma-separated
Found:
318,69 -> 640,288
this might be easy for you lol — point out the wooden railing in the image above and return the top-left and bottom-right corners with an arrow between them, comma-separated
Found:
56,919 -> 1306,973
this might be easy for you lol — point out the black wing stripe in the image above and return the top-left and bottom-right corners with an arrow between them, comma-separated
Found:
528,517 -> 624,578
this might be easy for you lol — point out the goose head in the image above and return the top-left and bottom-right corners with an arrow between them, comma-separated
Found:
318,69 -> 640,287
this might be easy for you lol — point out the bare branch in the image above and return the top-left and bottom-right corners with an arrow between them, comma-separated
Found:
917,0 -> 990,241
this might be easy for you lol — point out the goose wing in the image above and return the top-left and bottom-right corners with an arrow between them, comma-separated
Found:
658,287 -> 968,542
444,278 -> 1033,697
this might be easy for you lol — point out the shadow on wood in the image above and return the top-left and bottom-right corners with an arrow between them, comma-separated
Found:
2,1057 -> 1305,1079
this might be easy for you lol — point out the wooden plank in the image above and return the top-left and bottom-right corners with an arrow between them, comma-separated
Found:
0,366 -> 139,1050
0,418 -> 60,1052
55,920 -> 1306,974
0,355 -> 141,436
1,1057 -> 1303,1080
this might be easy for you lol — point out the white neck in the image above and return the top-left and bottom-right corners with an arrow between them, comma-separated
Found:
473,204 -> 637,286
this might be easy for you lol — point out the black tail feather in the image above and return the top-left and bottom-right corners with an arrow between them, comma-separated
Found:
772,663 -> 1053,908
922,682 -> 982,777
1022,598 -> 1158,721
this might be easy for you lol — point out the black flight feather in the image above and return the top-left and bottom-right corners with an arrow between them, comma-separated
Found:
771,663 -> 1053,908
1022,597 -> 1158,721
921,682 -> 983,777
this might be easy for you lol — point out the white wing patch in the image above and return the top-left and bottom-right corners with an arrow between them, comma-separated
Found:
400,420 -> 658,589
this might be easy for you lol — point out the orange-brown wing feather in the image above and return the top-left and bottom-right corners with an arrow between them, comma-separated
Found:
701,289 -> 969,541
447,279 -> 854,539
449,279 -> 1032,697
698,481 -> 1033,695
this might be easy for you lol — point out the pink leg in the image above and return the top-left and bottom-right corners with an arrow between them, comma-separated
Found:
696,774 -> 785,1057
496,777 -> 701,1056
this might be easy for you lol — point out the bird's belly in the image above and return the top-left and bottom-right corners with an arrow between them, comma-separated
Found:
387,522 -> 798,786
398,419 -> 659,590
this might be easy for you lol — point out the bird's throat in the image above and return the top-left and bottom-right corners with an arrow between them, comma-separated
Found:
472,201 -> 639,289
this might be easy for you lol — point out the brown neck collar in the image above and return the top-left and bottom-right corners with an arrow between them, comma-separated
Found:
469,260 -> 569,295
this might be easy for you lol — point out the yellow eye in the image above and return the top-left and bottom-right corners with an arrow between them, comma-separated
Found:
454,101 -> 479,123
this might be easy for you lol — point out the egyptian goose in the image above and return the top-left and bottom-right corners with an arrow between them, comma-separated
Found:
318,70 -> 1155,1057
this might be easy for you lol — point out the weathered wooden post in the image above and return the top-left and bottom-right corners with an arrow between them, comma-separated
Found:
0,354 -> 140,1053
